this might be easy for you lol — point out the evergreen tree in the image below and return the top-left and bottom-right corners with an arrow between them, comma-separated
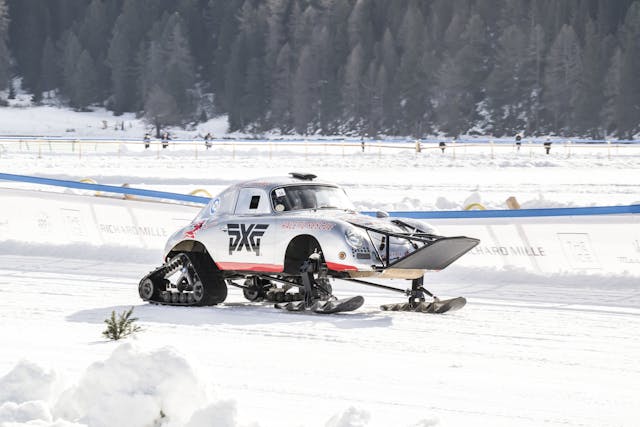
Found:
141,12 -> 197,128
542,24 -> 583,135
7,0 -> 49,97
59,30 -> 82,102
77,0 -> 111,99
40,37 -> 60,95
485,25 -> 528,136
144,85 -> 179,137
611,2 -> 640,138
603,47 -> 622,136
523,23 -> 546,135
342,43 -> 365,130
269,42 -> 293,132
393,0 -> 429,135
574,20 -> 605,138
0,0 -> 9,90
107,0 -> 147,113
70,50 -> 98,109
292,45 -> 317,134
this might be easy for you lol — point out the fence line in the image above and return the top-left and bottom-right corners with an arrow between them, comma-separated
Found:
0,137 -> 639,160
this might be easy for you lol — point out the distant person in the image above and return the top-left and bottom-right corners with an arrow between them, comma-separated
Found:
544,138 -> 552,155
415,140 -> 422,153
515,133 -> 522,151
161,132 -> 170,149
143,133 -> 151,149
204,132 -> 212,150
361,136 -> 365,152
439,141 -> 446,153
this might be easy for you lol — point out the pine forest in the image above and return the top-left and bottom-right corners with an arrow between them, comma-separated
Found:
1,0 -> 640,138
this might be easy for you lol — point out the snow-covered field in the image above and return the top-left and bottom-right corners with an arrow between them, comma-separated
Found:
1,107 -> 639,426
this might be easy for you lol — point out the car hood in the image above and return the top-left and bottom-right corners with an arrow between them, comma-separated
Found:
281,209 -> 404,233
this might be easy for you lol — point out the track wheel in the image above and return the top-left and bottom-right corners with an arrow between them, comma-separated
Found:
242,277 -> 271,302
139,277 -> 162,301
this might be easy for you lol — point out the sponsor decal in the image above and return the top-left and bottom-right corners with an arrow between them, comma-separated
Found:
99,223 -> 167,237
37,212 -> 52,233
184,221 -> 205,239
617,240 -> 640,264
228,223 -> 269,256
557,233 -> 600,269
470,245 -> 546,257
281,221 -> 335,231
61,209 -> 86,237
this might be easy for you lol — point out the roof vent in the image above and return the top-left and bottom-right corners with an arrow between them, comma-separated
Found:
289,172 -> 317,181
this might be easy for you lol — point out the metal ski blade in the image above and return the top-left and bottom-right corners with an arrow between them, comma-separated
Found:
380,297 -> 467,314
431,296 -> 466,313
274,301 -> 306,311
312,296 -> 364,314
380,302 -> 411,311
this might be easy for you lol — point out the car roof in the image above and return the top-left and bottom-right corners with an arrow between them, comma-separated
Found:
238,175 -> 338,191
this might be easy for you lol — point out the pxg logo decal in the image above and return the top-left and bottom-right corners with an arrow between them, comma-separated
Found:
228,223 -> 269,256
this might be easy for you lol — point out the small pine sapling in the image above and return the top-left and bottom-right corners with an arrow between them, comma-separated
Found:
102,307 -> 142,340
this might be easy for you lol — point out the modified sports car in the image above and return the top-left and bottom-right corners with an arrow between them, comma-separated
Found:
138,173 -> 479,314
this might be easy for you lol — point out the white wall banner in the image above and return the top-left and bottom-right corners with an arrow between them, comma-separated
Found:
1,187 -> 638,275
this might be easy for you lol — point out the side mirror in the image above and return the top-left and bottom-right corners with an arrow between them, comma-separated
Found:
376,210 -> 390,218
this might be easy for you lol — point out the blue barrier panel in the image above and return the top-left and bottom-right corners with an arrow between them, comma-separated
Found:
0,172 -> 211,204
2,172 -> 639,218
362,204 -> 640,219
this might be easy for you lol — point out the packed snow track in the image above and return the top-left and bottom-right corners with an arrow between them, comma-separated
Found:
0,252 -> 638,427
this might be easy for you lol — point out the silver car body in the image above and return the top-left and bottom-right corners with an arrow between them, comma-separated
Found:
164,175 -> 467,279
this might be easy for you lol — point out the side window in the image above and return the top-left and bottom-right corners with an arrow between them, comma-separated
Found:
235,188 -> 270,215
249,195 -> 260,209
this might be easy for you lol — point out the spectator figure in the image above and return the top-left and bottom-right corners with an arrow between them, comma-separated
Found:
439,141 -> 446,153
161,132 -> 170,149
415,140 -> 422,153
515,133 -> 522,151
544,137 -> 552,155
361,136 -> 365,152
143,133 -> 151,149
204,132 -> 212,150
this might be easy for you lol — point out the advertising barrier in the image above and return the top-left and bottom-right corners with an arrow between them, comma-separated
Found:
0,174 -> 638,276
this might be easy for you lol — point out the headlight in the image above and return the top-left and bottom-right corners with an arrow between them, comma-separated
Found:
345,228 -> 367,249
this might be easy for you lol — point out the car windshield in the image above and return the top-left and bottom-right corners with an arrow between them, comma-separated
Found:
271,185 -> 355,212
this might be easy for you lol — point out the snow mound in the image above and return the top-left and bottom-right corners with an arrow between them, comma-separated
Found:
0,400 -> 52,424
0,344 -> 251,427
0,360 -> 55,403
325,407 -> 371,427
54,343 -> 210,427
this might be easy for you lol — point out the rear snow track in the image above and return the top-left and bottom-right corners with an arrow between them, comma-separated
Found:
0,254 -> 638,426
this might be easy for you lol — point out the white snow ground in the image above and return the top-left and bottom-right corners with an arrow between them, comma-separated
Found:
1,106 -> 639,426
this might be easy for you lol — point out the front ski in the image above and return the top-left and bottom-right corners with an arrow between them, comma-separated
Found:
275,295 -> 364,314
380,296 -> 466,314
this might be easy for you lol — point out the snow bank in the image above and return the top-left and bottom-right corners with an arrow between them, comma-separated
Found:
325,407 -> 371,427
0,344 -> 248,427
0,361 -> 55,403
54,344 -> 212,427
0,344 -> 426,427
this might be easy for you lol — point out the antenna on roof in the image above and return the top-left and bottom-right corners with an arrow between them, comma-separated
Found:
289,172 -> 317,181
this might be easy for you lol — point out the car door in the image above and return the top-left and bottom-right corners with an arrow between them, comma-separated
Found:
216,188 -> 280,272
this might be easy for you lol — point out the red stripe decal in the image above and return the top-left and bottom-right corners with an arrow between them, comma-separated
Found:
326,261 -> 358,271
216,262 -> 283,272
